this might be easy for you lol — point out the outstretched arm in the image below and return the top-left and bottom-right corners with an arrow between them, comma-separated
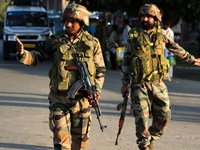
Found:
16,37 -> 53,66
162,30 -> 197,65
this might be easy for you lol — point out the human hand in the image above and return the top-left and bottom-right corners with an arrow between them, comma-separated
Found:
116,102 -> 124,111
16,38 -> 25,55
121,86 -> 128,98
194,58 -> 200,66
168,51 -> 172,55
119,42 -> 123,47
88,90 -> 100,107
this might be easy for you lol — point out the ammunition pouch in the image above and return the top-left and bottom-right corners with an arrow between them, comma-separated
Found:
129,27 -> 170,83
49,31 -> 96,93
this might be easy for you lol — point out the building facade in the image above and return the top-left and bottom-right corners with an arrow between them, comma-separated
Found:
43,0 -> 69,12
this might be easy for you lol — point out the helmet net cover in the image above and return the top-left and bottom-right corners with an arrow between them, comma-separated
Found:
63,3 -> 89,26
138,4 -> 161,22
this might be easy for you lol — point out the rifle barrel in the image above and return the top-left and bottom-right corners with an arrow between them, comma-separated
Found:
115,128 -> 122,145
94,106 -> 107,132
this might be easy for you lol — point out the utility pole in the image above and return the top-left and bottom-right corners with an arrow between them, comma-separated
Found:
47,0 -> 49,11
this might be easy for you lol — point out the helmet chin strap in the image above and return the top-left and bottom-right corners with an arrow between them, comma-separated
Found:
75,21 -> 85,34
76,26 -> 83,34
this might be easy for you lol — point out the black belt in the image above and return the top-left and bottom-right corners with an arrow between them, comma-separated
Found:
50,90 -> 88,97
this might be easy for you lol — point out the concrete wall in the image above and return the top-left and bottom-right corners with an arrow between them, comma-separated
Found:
43,0 -> 69,12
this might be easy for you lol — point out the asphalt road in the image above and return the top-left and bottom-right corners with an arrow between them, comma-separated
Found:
0,39 -> 200,150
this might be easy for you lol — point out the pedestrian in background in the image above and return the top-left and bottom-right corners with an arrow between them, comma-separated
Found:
120,18 -> 131,47
120,4 -> 200,150
108,24 -> 120,70
94,14 -> 108,66
16,3 -> 106,150
163,18 -> 176,79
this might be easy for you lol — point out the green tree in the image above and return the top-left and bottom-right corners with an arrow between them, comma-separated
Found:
70,0 -> 200,24
0,0 -> 11,22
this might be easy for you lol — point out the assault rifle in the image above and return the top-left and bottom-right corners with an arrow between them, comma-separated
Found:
115,73 -> 133,145
64,37 -> 107,132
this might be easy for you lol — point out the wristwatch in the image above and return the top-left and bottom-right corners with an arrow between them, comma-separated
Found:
192,59 -> 197,64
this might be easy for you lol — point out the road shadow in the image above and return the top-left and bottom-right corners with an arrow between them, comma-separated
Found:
0,142 -> 53,150
100,102 -> 200,123
0,101 -> 49,108
0,91 -> 49,108
0,91 -> 48,98
174,66 -> 200,82
170,104 -> 200,123
0,57 -> 51,77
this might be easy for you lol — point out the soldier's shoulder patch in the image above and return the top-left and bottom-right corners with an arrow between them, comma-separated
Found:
91,36 -> 99,44
83,30 -> 93,41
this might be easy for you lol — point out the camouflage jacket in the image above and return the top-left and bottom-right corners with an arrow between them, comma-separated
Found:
121,27 -> 196,86
17,30 -> 106,93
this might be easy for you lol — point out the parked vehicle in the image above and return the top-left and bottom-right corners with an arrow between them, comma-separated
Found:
0,22 -> 3,39
48,11 -> 64,35
2,4 -> 51,60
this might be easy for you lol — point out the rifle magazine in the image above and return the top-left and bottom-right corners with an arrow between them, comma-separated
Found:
68,80 -> 84,98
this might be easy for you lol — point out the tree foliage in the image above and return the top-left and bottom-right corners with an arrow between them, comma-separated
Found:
0,0 -> 11,22
70,0 -> 200,24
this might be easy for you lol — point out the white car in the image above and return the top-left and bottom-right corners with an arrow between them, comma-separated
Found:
3,5 -> 51,60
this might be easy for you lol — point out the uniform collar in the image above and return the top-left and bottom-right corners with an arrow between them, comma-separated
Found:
142,27 -> 157,38
66,30 -> 83,44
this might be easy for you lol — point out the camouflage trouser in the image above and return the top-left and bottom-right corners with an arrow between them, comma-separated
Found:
131,80 -> 171,149
48,91 -> 92,150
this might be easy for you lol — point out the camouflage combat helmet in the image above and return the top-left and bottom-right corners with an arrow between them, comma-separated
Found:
62,3 -> 89,26
138,4 -> 161,22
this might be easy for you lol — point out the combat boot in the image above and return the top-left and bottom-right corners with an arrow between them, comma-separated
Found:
148,139 -> 154,150
139,144 -> 149,150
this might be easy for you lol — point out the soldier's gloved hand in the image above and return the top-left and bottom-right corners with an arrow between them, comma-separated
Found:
87,90 -> 100,107
116,102 -> 125,111
16,38 -> 25,55
121,86 -> 128,98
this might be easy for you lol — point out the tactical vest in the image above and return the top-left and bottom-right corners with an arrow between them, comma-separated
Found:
49,30 -> 96,93
129,27 -> 170,83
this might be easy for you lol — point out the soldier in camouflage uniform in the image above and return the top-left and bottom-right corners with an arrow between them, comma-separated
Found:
16,3 -> 106,150
120,4 -> 200,150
